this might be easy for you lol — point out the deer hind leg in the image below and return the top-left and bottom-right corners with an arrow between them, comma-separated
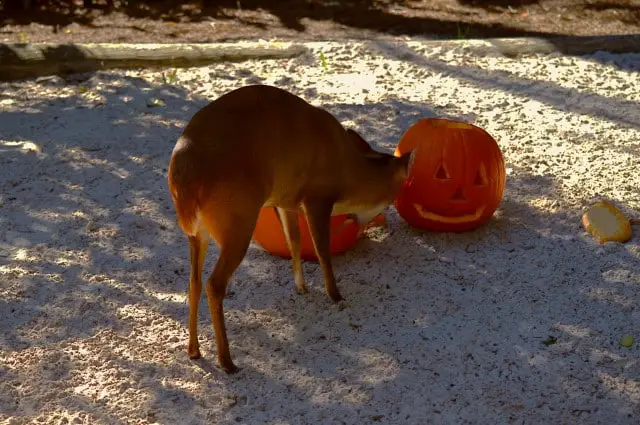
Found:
200,199 -> 261,374
302,200 -> 343,303
187,228 -> 209,360
276,207 -> 308,295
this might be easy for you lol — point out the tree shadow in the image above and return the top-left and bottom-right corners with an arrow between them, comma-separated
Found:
200,0 -> 550,37
1,68 -> 639,423
458,0 -> 541,10
0,72 -> 205,351
586,0 -> 640,27
1,0 -> 564,40
586,0 -> 640,12
325,99 -> 475,153
0,0 -> 101,26
368,39 -> 640,130
191,163 -> 640,423
459,0 -> 541,4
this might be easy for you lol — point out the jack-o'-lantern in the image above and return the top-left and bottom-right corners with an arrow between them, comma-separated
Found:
252,208 -> 386,261
393,118 -> 506,232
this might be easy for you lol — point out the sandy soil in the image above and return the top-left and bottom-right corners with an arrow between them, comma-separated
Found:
1,40 -> 639,424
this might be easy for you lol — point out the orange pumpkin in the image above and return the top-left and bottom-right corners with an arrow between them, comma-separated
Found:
394,118 -> 506,232
252,208 -> 385,261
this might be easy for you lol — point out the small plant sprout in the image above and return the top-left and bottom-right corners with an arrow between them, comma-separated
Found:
162,68 -> 178,85
456,23 -> 471,39
319,51 -> 329,72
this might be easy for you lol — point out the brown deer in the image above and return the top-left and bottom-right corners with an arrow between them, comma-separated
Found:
167,85 -> 412,373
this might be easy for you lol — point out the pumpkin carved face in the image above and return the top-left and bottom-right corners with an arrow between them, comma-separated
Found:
393,118 -> 506,232
252,208 -> 386,261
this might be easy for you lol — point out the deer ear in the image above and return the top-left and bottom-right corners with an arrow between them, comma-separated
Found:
400,150 -> 414,172
346,129 -> 373,153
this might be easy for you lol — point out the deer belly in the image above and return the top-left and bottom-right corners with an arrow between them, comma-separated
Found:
331,202 -> 386,222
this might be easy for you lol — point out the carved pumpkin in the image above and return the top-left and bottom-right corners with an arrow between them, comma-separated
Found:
393,118 -> 506,232
252,208 -> 386,261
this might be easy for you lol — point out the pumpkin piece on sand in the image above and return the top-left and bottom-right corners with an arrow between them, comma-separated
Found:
582,201 -> 633,244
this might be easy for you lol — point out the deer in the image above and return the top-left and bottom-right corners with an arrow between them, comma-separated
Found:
167,84 -> 412,373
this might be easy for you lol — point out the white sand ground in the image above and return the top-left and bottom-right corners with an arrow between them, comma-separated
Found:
0,40 -> 639,425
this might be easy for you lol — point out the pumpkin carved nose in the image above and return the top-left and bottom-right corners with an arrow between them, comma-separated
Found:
435,164 -> 450,180
450,187 -> 467,202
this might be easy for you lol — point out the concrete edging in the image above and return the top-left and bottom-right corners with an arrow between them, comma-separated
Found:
0,42 -> 309,81
1,34 -> 638,81
419,34 -> 640,57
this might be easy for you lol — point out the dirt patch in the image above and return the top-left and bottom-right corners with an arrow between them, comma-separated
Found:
1,0 -> 639,43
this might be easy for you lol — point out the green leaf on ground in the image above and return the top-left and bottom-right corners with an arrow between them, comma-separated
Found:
620,335 -> 635,348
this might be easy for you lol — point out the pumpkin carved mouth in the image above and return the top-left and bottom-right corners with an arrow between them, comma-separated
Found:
413,203 -> 486,224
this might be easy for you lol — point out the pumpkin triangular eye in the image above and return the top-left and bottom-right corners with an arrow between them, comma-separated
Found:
434,164 -> 450,180
474,163 -> 488,186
